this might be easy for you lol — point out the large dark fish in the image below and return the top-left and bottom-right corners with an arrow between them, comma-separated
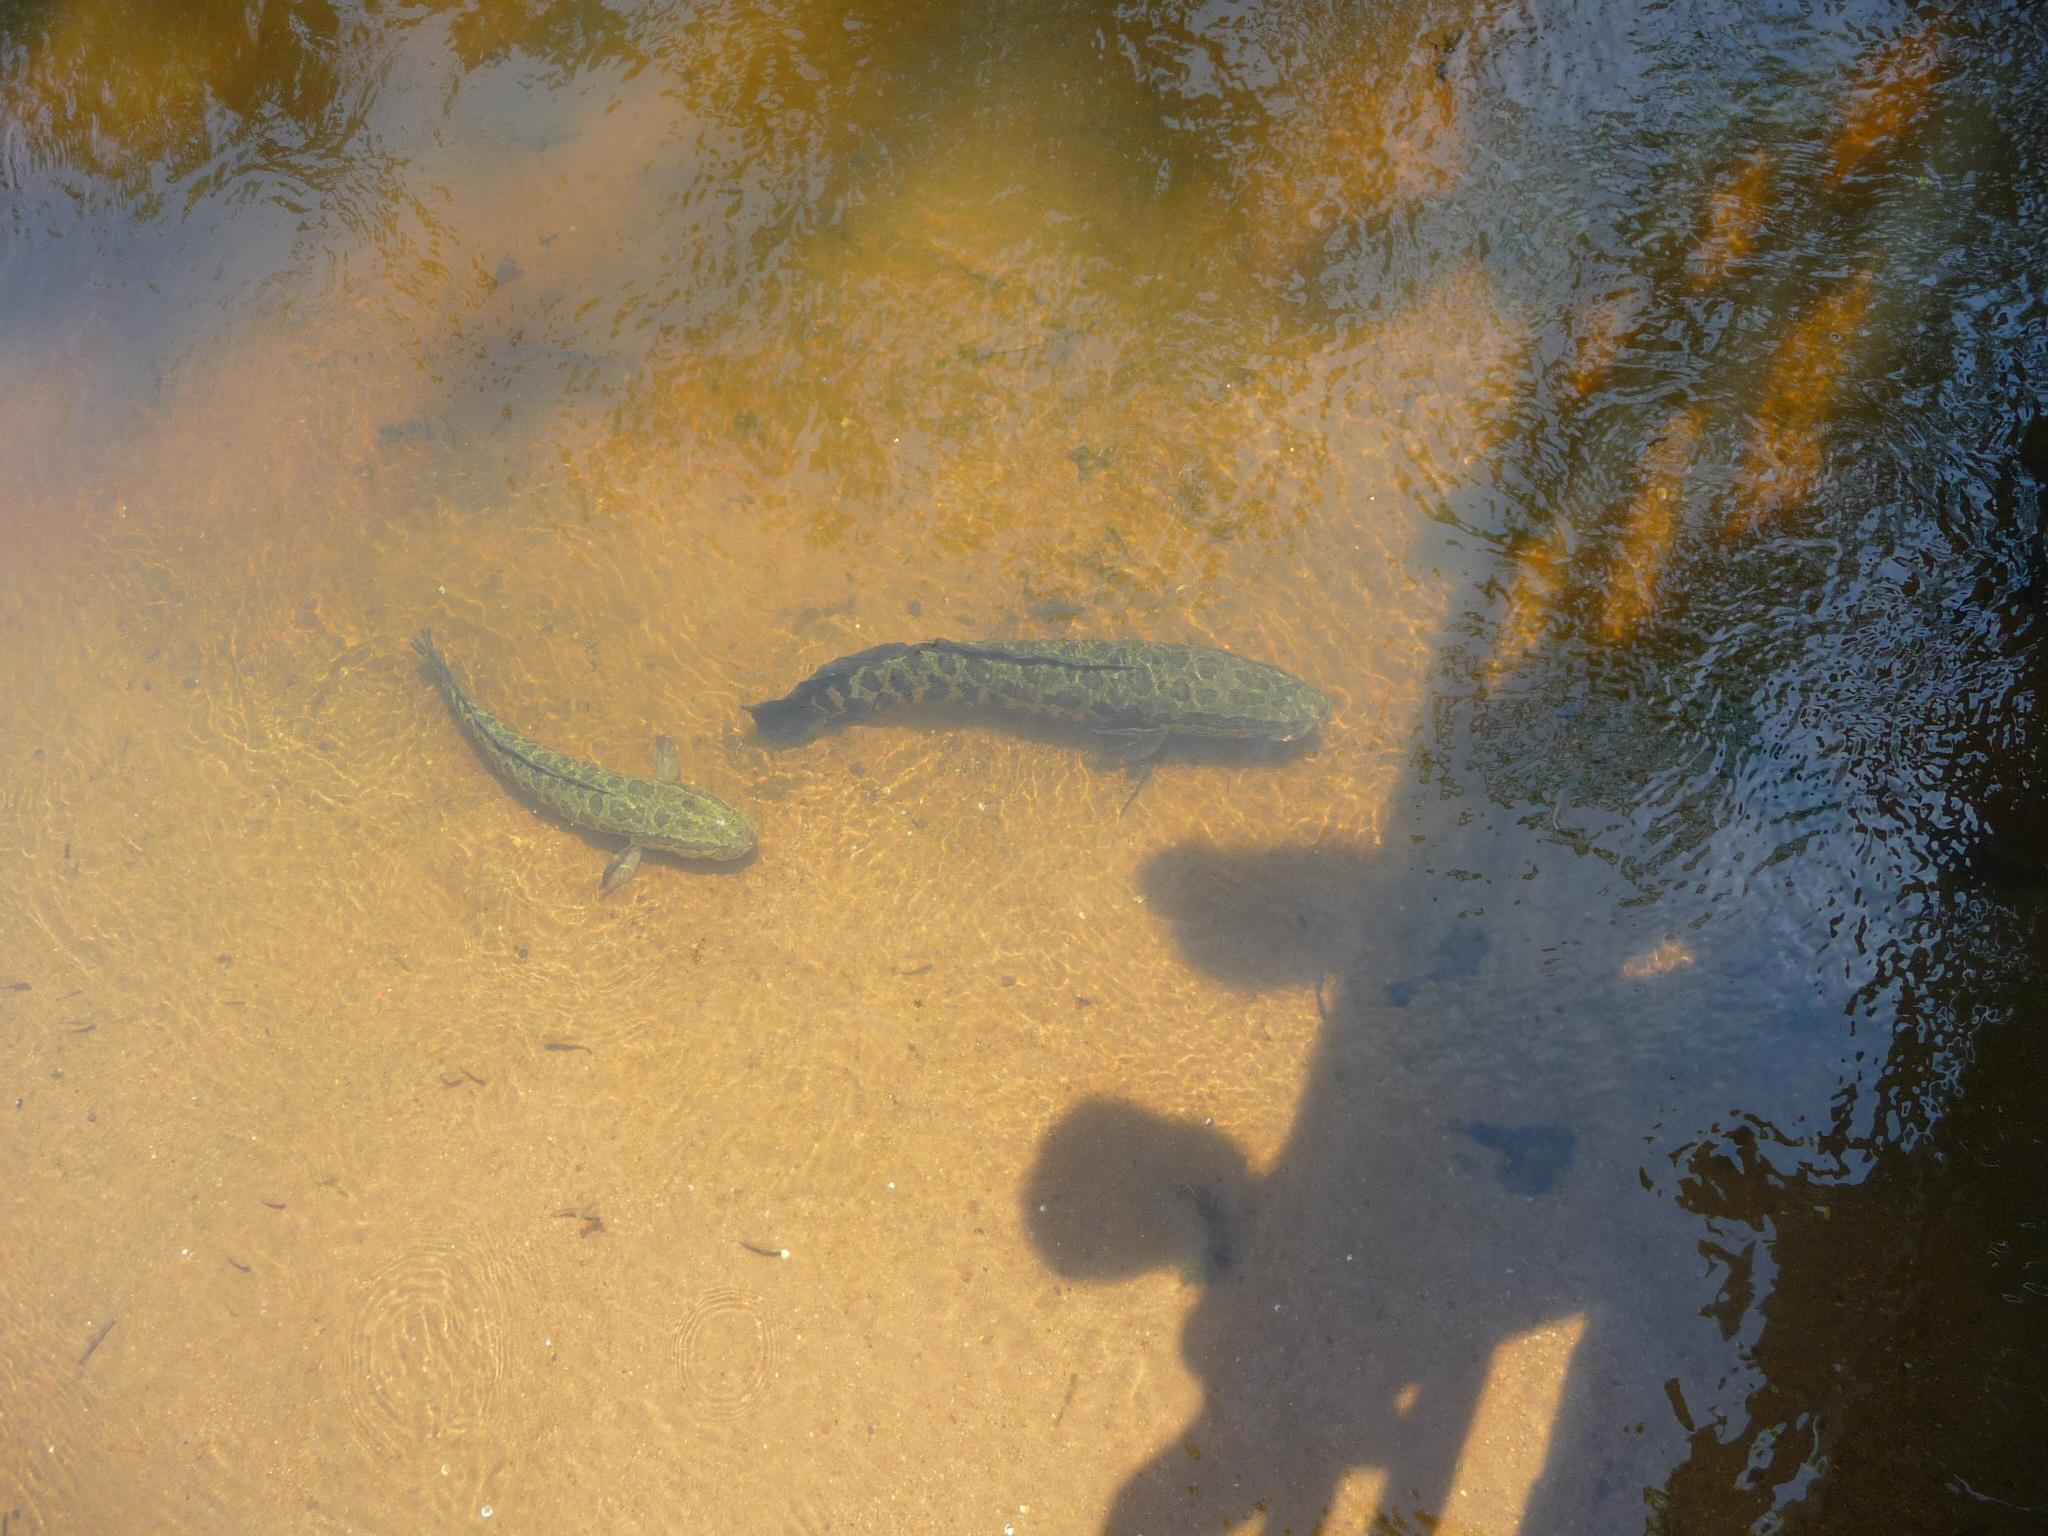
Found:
414,630 -> 754,888
748,638 -> 1331,757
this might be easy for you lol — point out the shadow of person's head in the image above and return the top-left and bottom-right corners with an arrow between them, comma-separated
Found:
1025,1097 -> 1254,1284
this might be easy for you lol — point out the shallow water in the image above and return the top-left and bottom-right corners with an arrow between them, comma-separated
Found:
3,1 -> 2044,1531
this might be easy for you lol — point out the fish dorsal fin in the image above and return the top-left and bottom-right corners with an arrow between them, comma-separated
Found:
922,640 -> 1138,673
470,707 -> 626,796
421,634 -> 639,796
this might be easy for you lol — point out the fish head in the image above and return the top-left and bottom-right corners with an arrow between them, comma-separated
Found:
646,790 -> 757,861
1270,677 -> 1334,741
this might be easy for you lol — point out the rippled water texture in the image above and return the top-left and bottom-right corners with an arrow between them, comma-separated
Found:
4,1 -> 2045,1531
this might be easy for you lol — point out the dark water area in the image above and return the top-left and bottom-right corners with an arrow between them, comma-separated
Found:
3,0 -> 2047,1531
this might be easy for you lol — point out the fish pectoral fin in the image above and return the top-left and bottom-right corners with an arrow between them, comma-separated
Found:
1118,761 -> 1158,817
653,734 -> 681,784
602,843 -> 644,892
1093,727 -> 1167,762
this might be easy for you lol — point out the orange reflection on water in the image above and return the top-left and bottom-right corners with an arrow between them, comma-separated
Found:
1562,284 -> 1647,401
1485,522 -> 1569,685
1622,937 -> 1697,980
1823,25 -> 1942,191
1687,150 -> 1772,292
1246,28 -> 1470,279
1599,408 -> 1700,643
0,0 -> 345,186
1726,271 -> 1876,537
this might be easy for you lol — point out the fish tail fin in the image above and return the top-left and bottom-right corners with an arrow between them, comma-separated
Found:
412,628 -> 459,697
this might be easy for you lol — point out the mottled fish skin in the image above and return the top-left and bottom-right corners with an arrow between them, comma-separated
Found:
413,630 -> 754,861
749,638 -> 1331,745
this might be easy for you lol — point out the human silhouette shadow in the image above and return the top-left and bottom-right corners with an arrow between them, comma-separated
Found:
1026,827 -> 1629,1535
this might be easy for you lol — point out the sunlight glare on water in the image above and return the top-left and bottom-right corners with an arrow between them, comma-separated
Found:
2,1 -> 2045,1532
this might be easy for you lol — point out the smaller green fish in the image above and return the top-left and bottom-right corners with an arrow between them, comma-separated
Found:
413,630 -> 754,887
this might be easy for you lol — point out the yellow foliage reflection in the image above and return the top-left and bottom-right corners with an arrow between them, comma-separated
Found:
1728,270 -> 1877,537
1824,25 -> 1943,190
1687,150 -> 1773,292
1599,409 -> 1701,643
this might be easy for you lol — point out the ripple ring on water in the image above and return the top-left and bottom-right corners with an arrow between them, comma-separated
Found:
343,1239 -> 520,1459
673,1286 -> 773,1419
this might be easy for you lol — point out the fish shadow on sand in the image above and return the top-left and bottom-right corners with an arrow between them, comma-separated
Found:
747,696 -> 1325,770
1026,832 -> 1610,1535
